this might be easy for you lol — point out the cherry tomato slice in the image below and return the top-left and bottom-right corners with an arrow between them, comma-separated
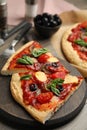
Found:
84,37 -> 87,42
50,71 -> 66,79
36,92 -> 53,104
68,32 -> 81,42
38,54 -> 50,63
80,21 -> 87,28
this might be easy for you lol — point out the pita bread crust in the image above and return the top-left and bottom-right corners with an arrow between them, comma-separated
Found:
1,41 -> 34,75
61,24 -> 87,77
10,73 -> 82,124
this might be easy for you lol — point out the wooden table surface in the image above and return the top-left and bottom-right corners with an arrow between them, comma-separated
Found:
0,1 -> 87,130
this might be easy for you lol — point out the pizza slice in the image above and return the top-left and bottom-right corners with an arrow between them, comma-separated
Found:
10,71 -> 83,124
61,21 -> 87,77
1,41 -> 68,75
1,41 -> 42,75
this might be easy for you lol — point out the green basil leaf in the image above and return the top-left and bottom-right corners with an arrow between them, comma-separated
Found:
47,78 -> 64,89
47,78 -> 64,96
75,39 -> 87,47
51,78 -> 64,86
47,83 -> 55,89
22,55 -> 33,65
17,58 -> 29,64
20,74 -> 32,80
17,56 -> 33,65
32,48 -> 48,57
51,86 -> 60,96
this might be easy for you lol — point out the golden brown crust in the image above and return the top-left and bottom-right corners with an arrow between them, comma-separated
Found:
1,41 -> 34,75
61,24 -> 87,77
10,73 -> 82,124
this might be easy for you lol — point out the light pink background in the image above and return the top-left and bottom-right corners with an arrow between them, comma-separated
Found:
7,0 -> 78,25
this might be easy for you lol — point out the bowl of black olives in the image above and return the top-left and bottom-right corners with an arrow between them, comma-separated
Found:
34,13 -> 62,38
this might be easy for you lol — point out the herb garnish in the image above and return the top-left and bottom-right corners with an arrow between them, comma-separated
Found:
75,39 -> 87,47
17,55 -> 34,65
20,74 -> 32,80
47,78 -> 64,96
32,48 -> 48,57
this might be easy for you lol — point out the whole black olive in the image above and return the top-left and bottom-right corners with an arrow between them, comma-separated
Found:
53,14 -> 59,20
30,83 -> 38,91
57,18 -> 62,25
42,13 -> 49,18
34,15 -> 42,22
42,17 -> 49,27
36,19 -> 43,26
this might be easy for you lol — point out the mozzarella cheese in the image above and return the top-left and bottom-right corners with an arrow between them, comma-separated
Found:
47,57 -> 59,62
31,57 -> 38,62
64,74 -> 78,84
35,71 -> 47,82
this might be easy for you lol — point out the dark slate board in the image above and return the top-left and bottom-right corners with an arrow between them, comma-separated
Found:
0,55 -> 87,129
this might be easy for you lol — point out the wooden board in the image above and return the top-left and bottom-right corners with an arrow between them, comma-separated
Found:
0,54 -> 87,129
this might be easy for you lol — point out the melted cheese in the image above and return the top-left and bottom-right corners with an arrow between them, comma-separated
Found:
47,57 -> 59,62
64,74 -> 78,84
46,52 -> 53,57
31,57 -> 38,62
35,71 -> 47,82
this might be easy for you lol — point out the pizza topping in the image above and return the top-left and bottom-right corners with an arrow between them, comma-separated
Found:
42,61 -> 69,75
30,83 -> 38,91
52,62 -> 59,67
75,39 -> 87,47
38,53 -> 50,63
50,71 -> 67,79
17,55 -> 34,65
34,71 -> 47,82
50,86 -> 60,96
64,75 -> 78,84
20,74 -> 32,80
42,62 -> 59,73
29,41 -> 42,53
47,78 -> 64,96
32,48 -> 48,57
59,83 -> 72,100
57,85 -> 64,92
59,80 -> 80,100
23,91 -> 36,105
36,92 -> 53,104
47,57 -> 59,62
80,46 -> 87,52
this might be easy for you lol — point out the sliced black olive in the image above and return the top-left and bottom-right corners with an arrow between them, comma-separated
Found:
30,83 -> 38,91
57,85 -> 64,92
80,27 -> 87,32
52,62 -> 59,67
